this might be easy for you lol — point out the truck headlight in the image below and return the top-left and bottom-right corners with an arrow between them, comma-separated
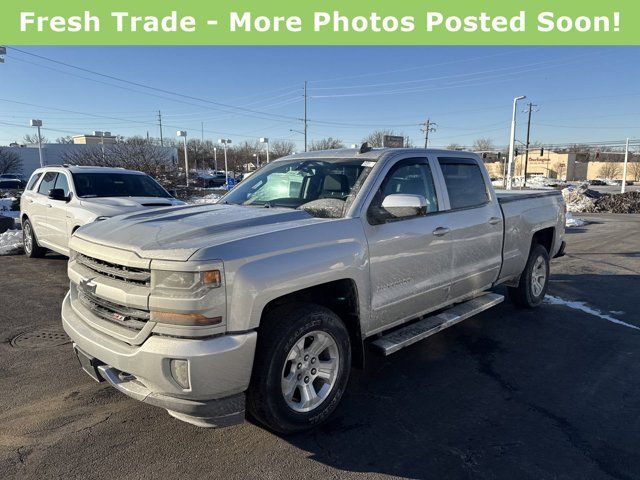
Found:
150,263 -> 225,327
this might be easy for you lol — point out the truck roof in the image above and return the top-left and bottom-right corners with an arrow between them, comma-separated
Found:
280,147 -> 477,162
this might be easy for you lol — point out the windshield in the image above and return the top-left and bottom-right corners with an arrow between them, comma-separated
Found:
72,172 -> 171,198
222,158 -> 371,215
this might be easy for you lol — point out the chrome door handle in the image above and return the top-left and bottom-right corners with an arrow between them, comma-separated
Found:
488,217 -> 501,225
432,227 -> 451,237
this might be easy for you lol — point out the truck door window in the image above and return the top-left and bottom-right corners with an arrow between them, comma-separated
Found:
37,172 -> 58,196
368,159 -> 438,224
437,158 -> 489,209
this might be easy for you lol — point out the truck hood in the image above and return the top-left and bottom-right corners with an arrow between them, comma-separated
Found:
74,204 -> 326,261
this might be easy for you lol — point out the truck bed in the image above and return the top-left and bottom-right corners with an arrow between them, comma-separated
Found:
494,189 -> 565,283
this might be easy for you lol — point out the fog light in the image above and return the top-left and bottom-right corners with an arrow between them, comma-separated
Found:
170,359 -> 190,389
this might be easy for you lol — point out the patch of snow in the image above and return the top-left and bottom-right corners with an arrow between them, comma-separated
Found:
190,193 -> 222,205
0,230 -> 23,255
544,295 -> 639,331
565,213 -> 589,228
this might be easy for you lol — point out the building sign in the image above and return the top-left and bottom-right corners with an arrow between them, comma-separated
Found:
383,135 -> 404,148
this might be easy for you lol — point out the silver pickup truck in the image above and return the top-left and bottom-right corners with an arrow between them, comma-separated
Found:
61,147 -> 566,433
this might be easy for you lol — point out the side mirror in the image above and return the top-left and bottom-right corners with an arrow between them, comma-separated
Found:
381,194 -> 427,218
168,189 -> 177,198
48,188 -> 69,202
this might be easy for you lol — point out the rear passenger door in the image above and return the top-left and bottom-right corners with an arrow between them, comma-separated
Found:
363,156 -> 453,333
435,157 -> 503,301
31,171 -> 58,245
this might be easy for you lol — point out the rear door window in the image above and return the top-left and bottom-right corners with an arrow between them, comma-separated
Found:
437,158 -> 489,209
26,172 -> 42,190
37,172 -> 58,195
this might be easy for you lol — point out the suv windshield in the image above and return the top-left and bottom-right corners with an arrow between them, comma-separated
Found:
72,172 -> 170,198
222,158 -> 372,216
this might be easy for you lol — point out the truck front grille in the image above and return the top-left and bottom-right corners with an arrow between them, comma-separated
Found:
77,289 -> 149,331
76,253 -> 151,286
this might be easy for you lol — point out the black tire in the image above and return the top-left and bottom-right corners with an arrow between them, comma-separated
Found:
247,303 -> 351,434
508,243 -> 550,308
22,218 -> 46,258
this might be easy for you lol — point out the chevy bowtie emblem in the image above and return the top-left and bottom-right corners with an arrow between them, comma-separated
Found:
79,278 -> 98,295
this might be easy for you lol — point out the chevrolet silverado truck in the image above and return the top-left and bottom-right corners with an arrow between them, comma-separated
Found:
61,147 -> 566,433
20,165 -> 184,258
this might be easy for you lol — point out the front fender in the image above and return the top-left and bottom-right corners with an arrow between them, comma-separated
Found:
220,221 -> 370,332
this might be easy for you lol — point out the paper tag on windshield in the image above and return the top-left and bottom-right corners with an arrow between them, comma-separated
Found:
361,161 -> 376,168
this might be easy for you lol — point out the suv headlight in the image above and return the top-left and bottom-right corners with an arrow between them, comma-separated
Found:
149,262 -> 225,327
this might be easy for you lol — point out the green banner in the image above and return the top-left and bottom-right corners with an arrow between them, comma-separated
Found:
1,0 -> 637,45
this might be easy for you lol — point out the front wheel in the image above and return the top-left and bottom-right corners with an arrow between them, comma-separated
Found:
22,219 -> 46,258
247,303 -> 351,434
508,243 -> 550,308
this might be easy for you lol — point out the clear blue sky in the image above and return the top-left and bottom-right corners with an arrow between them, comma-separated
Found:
0,46 -> 639,150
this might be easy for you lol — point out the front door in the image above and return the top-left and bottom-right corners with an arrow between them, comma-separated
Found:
363,156 -> 454,334
47,172 -> 72,253
32,171 -> 59,246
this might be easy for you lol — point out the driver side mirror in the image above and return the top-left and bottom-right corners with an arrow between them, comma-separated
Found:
48,188 -> 69,202
381,194 -> 427,219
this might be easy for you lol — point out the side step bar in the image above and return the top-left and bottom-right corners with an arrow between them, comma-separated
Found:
371,293 -> 504,356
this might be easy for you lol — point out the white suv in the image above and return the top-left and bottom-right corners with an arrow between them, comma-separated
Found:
20,165 -> 184,258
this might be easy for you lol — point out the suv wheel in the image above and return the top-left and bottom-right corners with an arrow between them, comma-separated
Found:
23,219 -> 46,258
508,243 -> 550,308
247,303 -> 351,434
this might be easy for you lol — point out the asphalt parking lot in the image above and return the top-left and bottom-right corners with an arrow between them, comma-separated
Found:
1,214 -> 639,480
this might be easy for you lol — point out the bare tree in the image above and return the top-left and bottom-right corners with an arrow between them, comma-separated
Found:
23,133 -> 48,145
446,143 -> 462,150
472,138 -> 495,152
309,137 -> 344,151
628,162 -> 640,181
0,148 -> 23,175
60,143 -> 175,178
599,163 -> 621,179
55,135 -> 74,144
270,140 -> 296,160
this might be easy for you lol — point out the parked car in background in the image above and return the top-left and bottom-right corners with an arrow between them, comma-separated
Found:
20,165 -> 185,258
0,173 -> 24,181
62,147 -> 566,433
588,179 -> 606,186
0,179 -> 26,192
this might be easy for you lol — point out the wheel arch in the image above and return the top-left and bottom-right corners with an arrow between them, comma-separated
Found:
259,279 -> 365,369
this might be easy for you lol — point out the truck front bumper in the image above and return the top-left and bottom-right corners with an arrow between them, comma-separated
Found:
62,292 -> 257,427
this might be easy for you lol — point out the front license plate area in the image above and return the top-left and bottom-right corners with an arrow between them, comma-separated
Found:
74,346 -> 105,383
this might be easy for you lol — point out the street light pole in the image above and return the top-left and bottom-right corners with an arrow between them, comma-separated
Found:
622,138 -> 630,194
219,139 -> 232,188
177,131 -> 189,187
30,119 -> 44,167
260,137 -> 269,164
213,147 -> 218,171
506,95 -> 526,190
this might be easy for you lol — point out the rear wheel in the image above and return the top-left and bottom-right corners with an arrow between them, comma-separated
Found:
508,243 -> 550,308
247,303 -> 351,434
22,219 -> 46,258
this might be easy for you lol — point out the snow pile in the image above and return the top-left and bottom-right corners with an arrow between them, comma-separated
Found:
565,213 -> 589,228
562,184 -> 598,213
190,193 -> 222,205
0,230 -> 22,255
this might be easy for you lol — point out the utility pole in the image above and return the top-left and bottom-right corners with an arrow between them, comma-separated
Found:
421,119 -> 437,148
158,110 -> 164,146
201,122 -> 204,142
522,102 -> 538,188
622,138 -> 629,194
303,81 -> 308,152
